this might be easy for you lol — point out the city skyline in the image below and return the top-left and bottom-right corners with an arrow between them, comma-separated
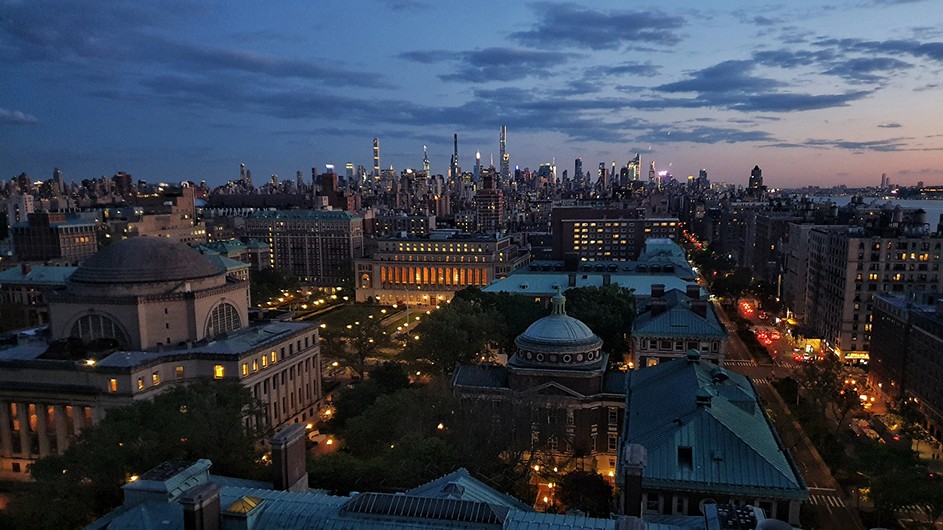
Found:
2,0 -> 943,188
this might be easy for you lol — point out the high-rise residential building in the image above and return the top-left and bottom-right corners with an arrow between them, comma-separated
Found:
245,210 -> 364,286
450,133 -> 459,181
422,145 -> 430,176
598,162 -> 608,192
551,206 -> 680,261
12,212 -> 97,265
574,158 -> 583,184
354,230 -> 527,305
474,170 -> 504,232
345,163 -> 355,182
499,125 -> 510,180
806,221 -> 943,361
372,138 -> 380,178
870,294 -> 943,440
628,153 -> 641,181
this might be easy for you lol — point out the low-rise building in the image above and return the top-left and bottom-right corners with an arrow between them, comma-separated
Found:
618,352 -> 807,525
0,264 -> 75,325
631,284 -> 728,368
11,211 -> 97,265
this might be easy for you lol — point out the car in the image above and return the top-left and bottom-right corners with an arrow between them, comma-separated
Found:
758,311 -> 768,320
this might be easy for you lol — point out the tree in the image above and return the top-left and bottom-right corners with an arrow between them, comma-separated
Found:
563,285 -> 635,360
402,297 -> 502,373
249,267 -> 299,306
794,354 -> 859,437
321,317 -> 391,379
454,288 -> 545,356
557,470 -> 613,517
1,380 -> 266,530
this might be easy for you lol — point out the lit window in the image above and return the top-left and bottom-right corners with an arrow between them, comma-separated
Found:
137,377 -> 144,391
152,372 -> 160,386
109,379 -> 117,393
271,351 -> 278,363
261,356 -> 268,368
175,366 -> 184,379
214,365 -> 225,379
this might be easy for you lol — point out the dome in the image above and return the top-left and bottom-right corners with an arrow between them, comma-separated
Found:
512,292 -> 604,367
71,237 -> 226,284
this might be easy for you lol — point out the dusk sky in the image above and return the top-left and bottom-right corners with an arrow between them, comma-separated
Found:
2,0 -> 942,188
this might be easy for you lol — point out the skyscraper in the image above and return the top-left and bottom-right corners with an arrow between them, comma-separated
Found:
474,150 -> 482,183
450,133 -> 459,180
422,145 -> 430,176
749,165 -> 763,190
373,138 -> 380,178
628,153 -> 640,181
574,158 -> 582,184
499,125 -> 510,179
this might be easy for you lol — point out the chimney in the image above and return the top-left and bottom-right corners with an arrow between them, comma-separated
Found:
270,424 -> 308,492
685,284 -> 700,299
650,283 -> 665,298
568,272 -> 577,287
619,444 -> 647,517
20,263 -> 30,275
691,300 -> 708,318
180,482 -> 221,530
696,389 -> 712,408
649,299 -> 667,317
603,273 -> 611,286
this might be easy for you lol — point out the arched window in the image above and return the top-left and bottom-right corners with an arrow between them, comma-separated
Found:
205,303 -> 241,338
69,314 -> 128,347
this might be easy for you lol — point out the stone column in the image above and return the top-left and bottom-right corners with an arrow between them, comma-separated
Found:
0,402 -> 12,458
17,403 -> 29,457
54,404 -> 69,454
36,404 -> 50,457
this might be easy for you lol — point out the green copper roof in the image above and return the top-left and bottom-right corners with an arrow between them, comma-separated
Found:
624,357 -> 807,500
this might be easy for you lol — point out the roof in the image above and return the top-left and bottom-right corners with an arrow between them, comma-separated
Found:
514,293 -> 602,359
484,273 -> 699,298
0,265 -> 76,286
247,209 -> 360,221
405,468 -> 532,512
451,364 -> 508,389
70,237 -> 225,284
633,290 -> 727,339
623,357 -> 808,500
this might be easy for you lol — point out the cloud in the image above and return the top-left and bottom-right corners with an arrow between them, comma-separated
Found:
822,57 -> 911,83
878,122 -> 902,128
584,61 -> 660,78
636,126 -> 776,144
766,136 -> 943,153
439,48 -> 579,82
656,60 -> 781,93
510,3 -> 685,50
0,108 -> 39,124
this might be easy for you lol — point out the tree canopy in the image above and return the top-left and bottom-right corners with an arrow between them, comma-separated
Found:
557,470 -> 613,517
0,380 -> 266,530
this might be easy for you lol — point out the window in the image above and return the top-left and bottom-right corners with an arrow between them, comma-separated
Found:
608,407 -> 618,425
205,302 -> 241,338
175,366 -> 184,379
69,313 -> 128,347
151,372 -> 159,386
137,377 -> 144,391
261,356 -> 268,368
252,359 -> 259,372
241,363 -> 249,377
214,365 -> 225,379
109,379 -> 117,393
608,434 -> 618,451
271,351 -> 278,364
678,446 -> 693,470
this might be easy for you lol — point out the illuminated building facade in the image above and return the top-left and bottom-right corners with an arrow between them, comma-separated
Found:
354,231 -> 529,305
244,209 -> 364,286
0,238 -> 322,480
551,207 -> 680,261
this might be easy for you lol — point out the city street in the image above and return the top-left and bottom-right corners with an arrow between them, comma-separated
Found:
716,302 -> 866,530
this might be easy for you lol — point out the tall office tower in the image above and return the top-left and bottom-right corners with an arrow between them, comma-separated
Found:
422,145 -> 430,176
345,163 -> 354,183
245,169 -> 253,188
53,167 -> 64,193
240,163 -> 246,182
628,153 -> 640,181
296,171 -> 304,192
598,162 -> 607,191
373,138 -> 380,178
450,133 -> 459,180
473,151 -> 482,183
574,158 -> 583,185
499,125 -> 510,179
698,168 -> 709,190
311,167 -> 318,189
611,161 -> 617,183
880,173 -> 887,188
270,174 -> 279,186
749,165 -> 763,190
648,161 -> 656,182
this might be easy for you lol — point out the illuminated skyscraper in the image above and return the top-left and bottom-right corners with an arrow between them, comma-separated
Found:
474,150 -> 482,183
749,165 -> 763,190
499,125 -> 510,179
450,133 -> 459,180
422,145 -> 430,176
373,138 -> 380,178
628,153 -> 640,181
